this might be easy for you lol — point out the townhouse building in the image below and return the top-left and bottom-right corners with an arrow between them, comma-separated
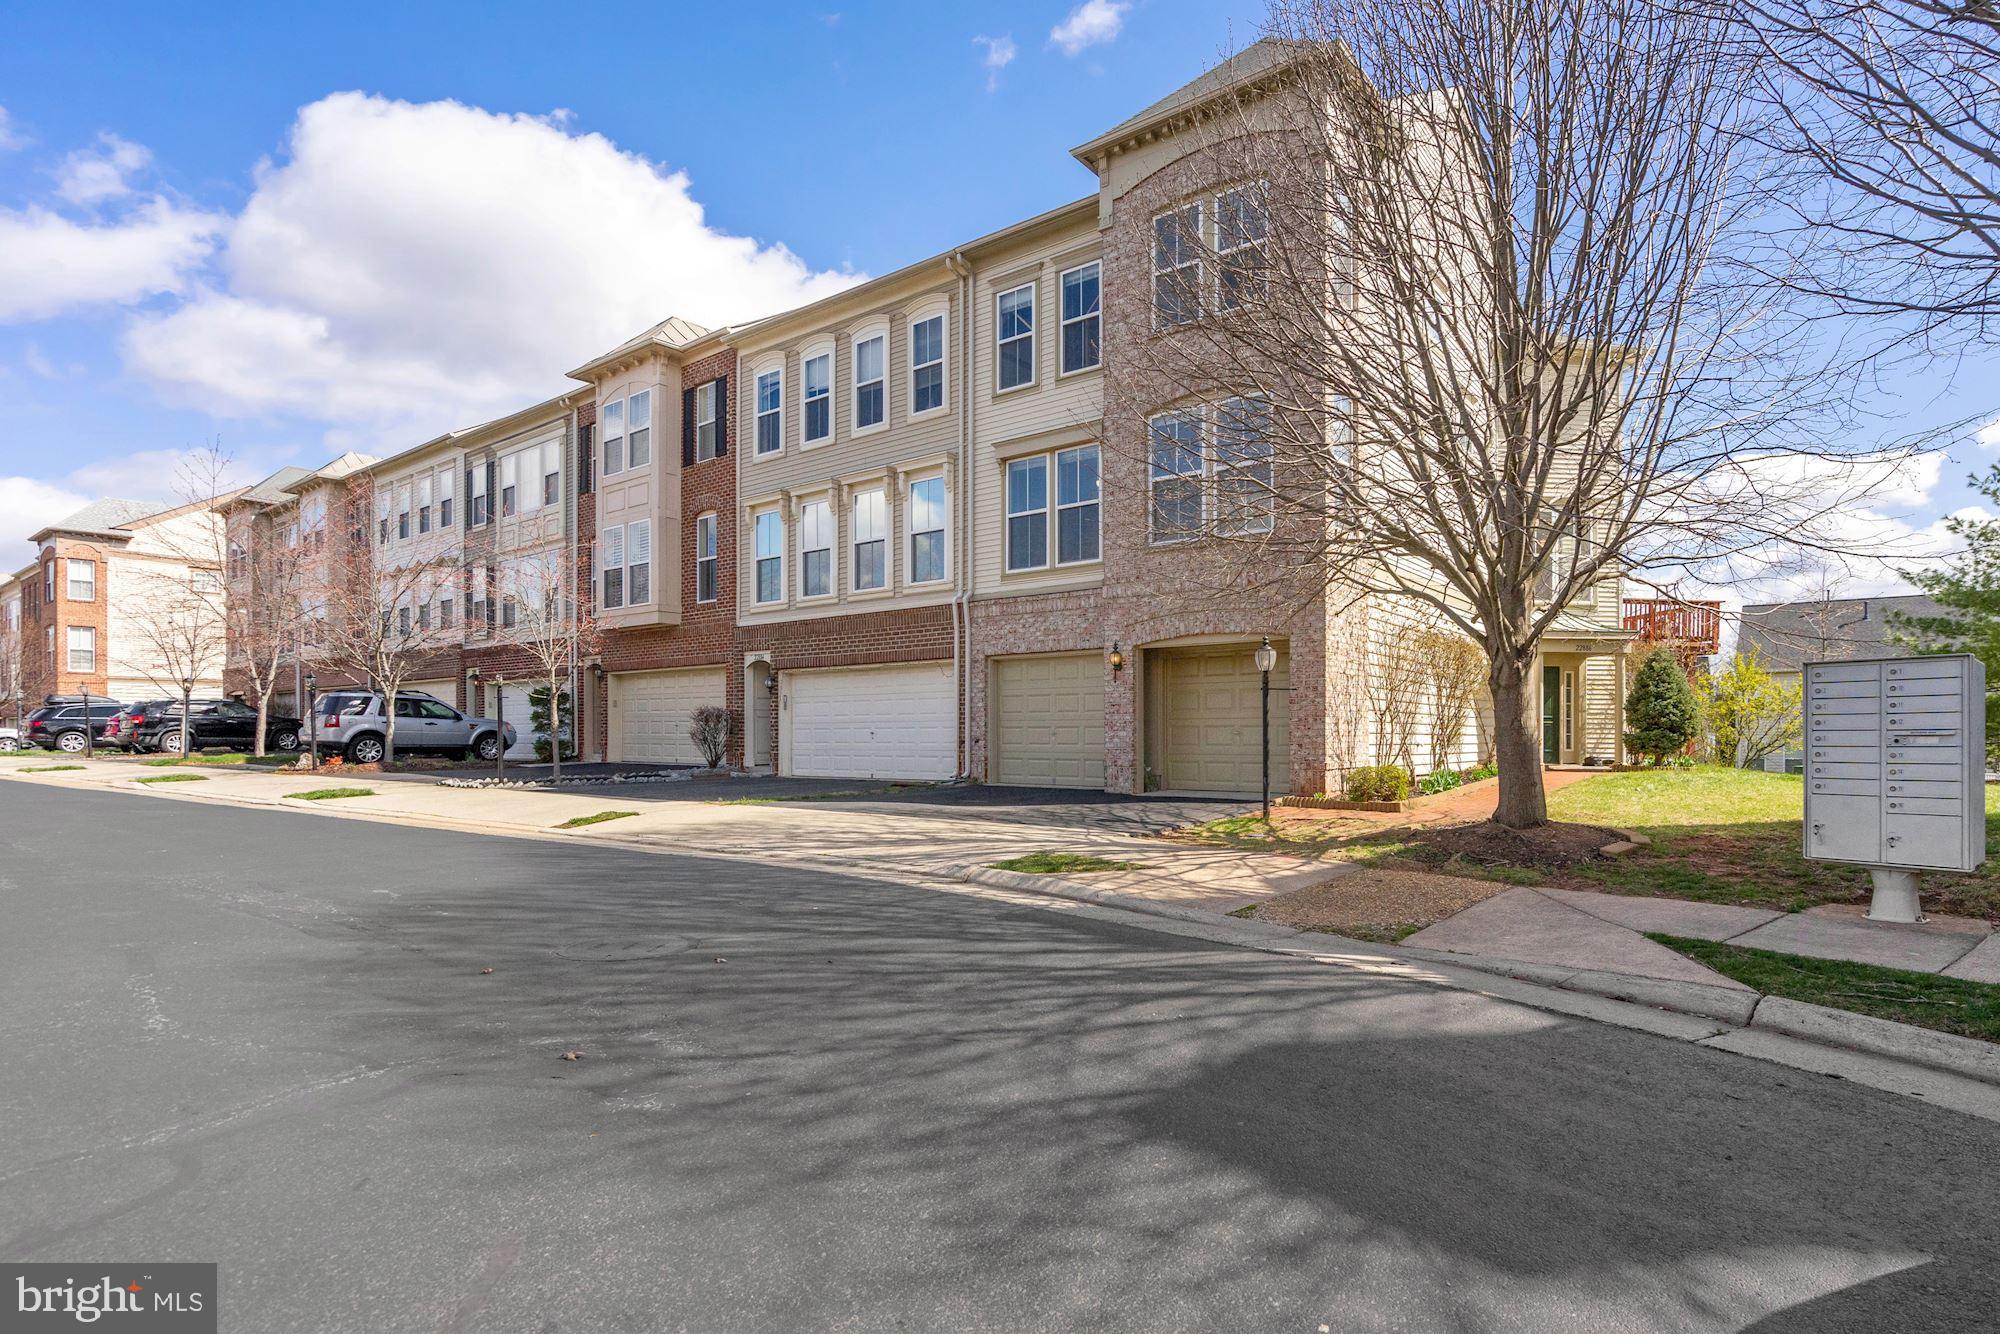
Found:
563,322 -> 741,766
1,564 -> 26,725
63,38 -> 1636,793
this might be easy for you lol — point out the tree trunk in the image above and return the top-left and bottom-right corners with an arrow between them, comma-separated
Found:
1490,657 -> 1547,829
253,691 -> 269,758
550,684 -> 562,780
383,687 -> 396,764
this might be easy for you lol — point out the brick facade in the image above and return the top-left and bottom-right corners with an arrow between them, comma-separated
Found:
20,538 -> 113,702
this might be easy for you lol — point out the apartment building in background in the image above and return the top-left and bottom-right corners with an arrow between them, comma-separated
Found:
16,39 -> 1636,794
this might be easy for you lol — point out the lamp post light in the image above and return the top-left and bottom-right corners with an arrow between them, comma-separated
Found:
493,672 -> 507,777
80,684 -> 93,760
304,672 -> 318,768
1254,637 -> 1278,821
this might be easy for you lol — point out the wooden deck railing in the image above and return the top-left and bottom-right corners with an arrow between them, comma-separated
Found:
1622,598 -> 1722,653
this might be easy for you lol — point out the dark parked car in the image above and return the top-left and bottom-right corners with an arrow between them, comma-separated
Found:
122,698 -> 303,755
24,701 -> 126,753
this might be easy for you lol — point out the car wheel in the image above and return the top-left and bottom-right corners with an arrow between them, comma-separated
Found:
57,731 -> 87,754
347,735 -> 386,764
0,736 -> 17,752
474,733 -> 502,761
273,729 -> 300,752
158,730 -> 187,755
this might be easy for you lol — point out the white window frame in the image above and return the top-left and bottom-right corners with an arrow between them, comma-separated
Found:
1212,394 -> 1275,536
695,380 -> 720,462
1005,455 -> 1050,573
753,363 -> 784,456
752,506 -> 785,605
1054,443 -> 1102,566
626,389 -> 652,469
909,309 -> 947,416
66,625 -> 95,673
1148,409 -> 1205,544
798,496 -> 835,600
600,397 -> 626,478
499,451 -> 523,518
469,462 -> 489,526
802,344 -> 834,446
996,282 -> 1036,392
437,466 -> 455,528
626,519 -> 652,605
906,473 -> 949,585
541,441 -> 562,507
695,512 -> 719,603
850,485 -> 889,593
66,558 -> 95,602
851,326 -> 888,435
600,525 -> 626,611
1059,260 -> 1102,376
1152,202 -> 1203,330
1215,182 -> 1270,313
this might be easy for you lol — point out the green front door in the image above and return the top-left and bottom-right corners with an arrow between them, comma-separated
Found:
1541,665 -> 1561,763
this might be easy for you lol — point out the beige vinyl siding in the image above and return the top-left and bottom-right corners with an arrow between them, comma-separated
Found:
1362,592 -> 1490,776
734,277 -> 962,625
970,220 -> 1105,600
1581,655 -> 1620,759
595,356 -> 682,627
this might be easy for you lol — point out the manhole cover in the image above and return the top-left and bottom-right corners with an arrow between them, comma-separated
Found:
553,936 -> 695,962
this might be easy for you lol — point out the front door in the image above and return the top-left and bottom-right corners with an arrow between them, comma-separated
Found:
1542,665 -> 1560,763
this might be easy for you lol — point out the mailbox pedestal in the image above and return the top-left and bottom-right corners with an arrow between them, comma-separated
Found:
1802,653 -> 1988,921
1866,868 -> 1924,924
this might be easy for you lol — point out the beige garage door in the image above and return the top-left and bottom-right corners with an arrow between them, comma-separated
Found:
611,667 -> 726,764
404,679 -> 457,709
1156,645 -> 1289,796
990,653 -> 1105,788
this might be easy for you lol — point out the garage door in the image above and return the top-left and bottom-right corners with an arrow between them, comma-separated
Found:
989,653 -> 1104,788
403,679 -> 456,709
784,661 -> 955,780
498,684 -> 543,760
611,667 -> 726,764
1156,645 -> 1289,795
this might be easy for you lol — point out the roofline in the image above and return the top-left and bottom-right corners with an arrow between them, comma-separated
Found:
1068,39 -> 1314,167
726,195 -> 1098,351
27,491 -> 240,545
364,388 -> 589,477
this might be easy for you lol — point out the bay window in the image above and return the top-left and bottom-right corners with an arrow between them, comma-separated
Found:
627,390 -> 651,467
1153,203 -> 1202,328
601,397 -> 626,476
600,526 -> 625,610
627,520 -> 652,604
1216,184 -> 1269,311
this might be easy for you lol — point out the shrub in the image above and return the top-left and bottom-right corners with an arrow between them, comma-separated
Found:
688,706 -> 731,769
529,685 -> 575,764
1463,762 -> 1499,782
1345,764 -> 1413,802
1624,648 -> 1701,764
1418,768 -> 1464,796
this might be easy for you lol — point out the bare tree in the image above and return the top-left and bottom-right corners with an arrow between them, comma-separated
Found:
118,446 -> 236,753
1720,0 -> 2000,346
225,504 -> 311,757
317,523 -> 463,763
1368,638 -> 1428,774
1108,3 -> 1905,826
492,550 -> 598,778
0,608 -> 20,730
1417,629 -> 1489,772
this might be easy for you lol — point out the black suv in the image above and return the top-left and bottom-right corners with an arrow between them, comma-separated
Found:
24,701 -> 126,753
122,699 -> 303,756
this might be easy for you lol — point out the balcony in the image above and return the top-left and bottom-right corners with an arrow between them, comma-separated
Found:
1622,598 -> 1722,655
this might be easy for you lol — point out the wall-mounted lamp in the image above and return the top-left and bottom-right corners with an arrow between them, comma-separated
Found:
1108,643 -> 1125,673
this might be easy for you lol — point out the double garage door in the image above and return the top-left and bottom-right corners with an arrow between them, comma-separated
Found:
988,653 -> 1106,789
783,662 -> 956,781
611,667 -> 726,765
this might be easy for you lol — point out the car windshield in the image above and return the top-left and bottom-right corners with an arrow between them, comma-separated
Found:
317,695 -> 367,717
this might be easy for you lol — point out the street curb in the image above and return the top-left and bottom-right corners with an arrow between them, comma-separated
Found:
1750,995 -> 2000,1087
942,863 -> 1311,945
1393,946 -> 1761,1026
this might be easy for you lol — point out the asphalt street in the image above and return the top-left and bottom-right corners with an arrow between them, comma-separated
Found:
4,782 -> 2000,1332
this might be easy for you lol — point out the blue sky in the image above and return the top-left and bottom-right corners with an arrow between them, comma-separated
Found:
0,0 -> 1993,600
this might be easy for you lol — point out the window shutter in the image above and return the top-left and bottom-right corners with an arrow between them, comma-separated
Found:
713,376 -> 728,456
681,387 -> 697,467
484,461 -> 497,525
464,469 -> 474,526
577,424 -> 594,495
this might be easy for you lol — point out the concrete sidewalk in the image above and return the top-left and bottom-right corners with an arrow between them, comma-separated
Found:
0,758 -> 1344,913
1406,883 -> 2000,987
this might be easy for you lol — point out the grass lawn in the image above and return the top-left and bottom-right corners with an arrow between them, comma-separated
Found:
21,764 -> 84,773
286,787 -> 375,801
136,773 -> 208,784
142,752 -> 295,768
1650,933 -> 2000,1045
1172,767 -> 2000,922
557,810 -> 639,829
989,852 -> 1147,874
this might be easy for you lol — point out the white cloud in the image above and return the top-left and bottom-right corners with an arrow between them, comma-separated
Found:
973,34 -> 1017,91
122,93 -> 860,442
1050,1 -> 1128,56
0,198 -> 225,322
55,132 -> 153,205
0,476 -> 89,564
1976,414 -> 2000,450
0,105 -> 26,152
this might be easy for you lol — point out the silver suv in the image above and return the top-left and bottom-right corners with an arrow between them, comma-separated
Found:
308,690 -> 515,764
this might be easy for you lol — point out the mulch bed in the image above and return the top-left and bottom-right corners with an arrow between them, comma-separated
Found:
1399,818 -> 1629,871
1248,867 -> 1508,939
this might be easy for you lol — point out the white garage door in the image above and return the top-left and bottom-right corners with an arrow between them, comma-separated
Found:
612,667 -> 726,765
403,679 -> 456,709
498,684 -> 542,760
989,653 -> 1105,788
784,661 -> 956,780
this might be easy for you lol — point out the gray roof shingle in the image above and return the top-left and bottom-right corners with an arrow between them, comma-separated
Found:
1738,594 -> 1952,673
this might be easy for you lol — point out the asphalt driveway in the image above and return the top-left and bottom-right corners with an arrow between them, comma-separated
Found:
6,783 -> 2000,1330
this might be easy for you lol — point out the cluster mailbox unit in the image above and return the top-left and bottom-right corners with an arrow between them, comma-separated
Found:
1802,652 -> 1988,922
